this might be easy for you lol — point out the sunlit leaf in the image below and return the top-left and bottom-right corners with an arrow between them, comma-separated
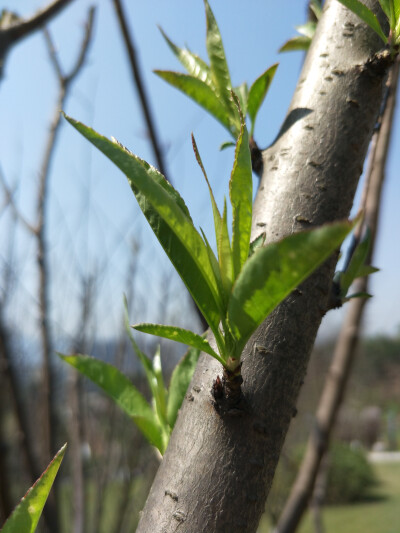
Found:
167,346 -> 200,427
279,35 -> 312,53
394,0 -> 400,42
1,444 -> 66,533
217,199 -> 234,295
64,115 -> 222,335
60,354 -> 164,452
204,0 -> 237,130
151,347 -> 170,447
248,232 -> 266,257
296,21 -> 317,38
337,0 -> 388,43
310,0 -> 323,19
233,82 -> 249,117
132,323 -> 224,365
228,221 -> 354,353
200,228 -> 229,317
393,0 -> 400,28
191,134 -> 222,244
230,117 -> 253,277
154,70 -> 233,132
219,141 -> 235,151
159,27 -> 213,86
247,64 -> 278,136
339,229 -> 371,296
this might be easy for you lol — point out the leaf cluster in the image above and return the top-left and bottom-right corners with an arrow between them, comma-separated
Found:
59,300 -> 199,455
155,0 -> 277,139
64,111 -> 355,378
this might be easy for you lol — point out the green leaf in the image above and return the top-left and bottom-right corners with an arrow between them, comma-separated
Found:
191,134 -> 233,303
132,323 -> 225,365
200,228 -> 229,318
219,141 -> 235,151
339,229 -> 371,297
247,64 -> 278,136
378,0 -> 391,21
228,220 -> 354,353
230,117 -> 253,278
249,232 -> 266,257
394,0 -> 400,19
60,354 -> 164,452
191,133 -> 222,241
296,21 -> 317,39
159,27 -> 213,87
337,0 -> 388,43
1,444 -> 66,533
151,346 -> 169,443
279,35 -> 312,53
123,296 -> 155,388
217,199 -> 234,295
233,82 -> 249,117
167,346 -> 200,427
204,0 -> 236,127
344,291 -> 372,300
310,0 -> 323,19
154,70 -> 233,132
356,264 -> 379,277
394,0 -> 400,41
64,115 -> 223,335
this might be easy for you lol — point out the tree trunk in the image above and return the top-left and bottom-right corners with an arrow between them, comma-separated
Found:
136,2 -> 390,532
275,53 -> 399,533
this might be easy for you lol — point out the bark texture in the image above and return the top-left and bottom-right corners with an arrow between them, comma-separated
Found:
275,55 -> 399,533
137,2 -> 390,532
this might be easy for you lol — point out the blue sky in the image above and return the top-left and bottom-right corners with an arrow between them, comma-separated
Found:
1,0 -> 399,351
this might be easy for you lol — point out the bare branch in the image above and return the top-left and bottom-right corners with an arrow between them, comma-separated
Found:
0,169 -> 36,234
6,0 -> 74,44
43,27 -> 63,81
0,0 -> 75,79
64,6 -> 95,84
43,6 -> 95,86
112,0 -> 168,179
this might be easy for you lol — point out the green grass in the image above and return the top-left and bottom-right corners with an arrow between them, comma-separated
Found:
259,461 -> 400,533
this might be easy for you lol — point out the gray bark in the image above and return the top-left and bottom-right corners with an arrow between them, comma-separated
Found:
136,2 -> 390,532
275,54 -> 399,533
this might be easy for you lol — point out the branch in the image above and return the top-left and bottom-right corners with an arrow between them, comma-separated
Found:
0,0 -> 74,79
6,0 -> 74,43
43,6 -> 95,87
0,169 -> 36,234
275,54 -> 400,533
112,0 -> 168,180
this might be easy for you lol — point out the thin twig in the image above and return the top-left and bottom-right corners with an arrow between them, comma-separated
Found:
6,0 -> 74,43
112,0 -> 168,180
0,0 -> 74,79
0,170 -> 36,234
